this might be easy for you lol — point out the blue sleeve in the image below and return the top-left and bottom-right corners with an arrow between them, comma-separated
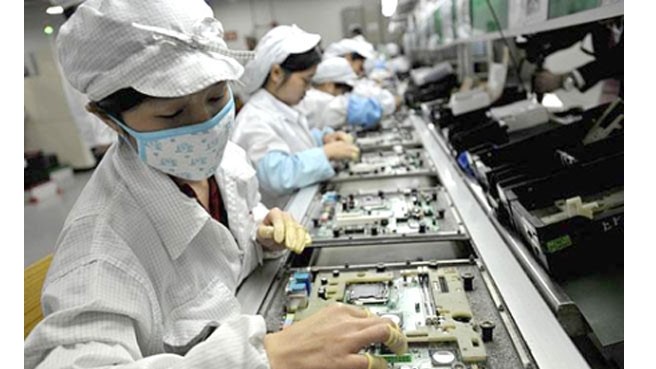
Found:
310,127 -> 335,146
347,95 -> 383,129
256,149 -> 336,195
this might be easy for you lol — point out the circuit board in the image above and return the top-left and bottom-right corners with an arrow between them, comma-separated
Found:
333,147 -> 436,182
272,263 -> 528,369
304,186 -> 466,246
356,127 -> 423,152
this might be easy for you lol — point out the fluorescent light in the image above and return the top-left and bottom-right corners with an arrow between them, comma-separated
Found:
381,0 -> 398,17
46,6 -> 64,15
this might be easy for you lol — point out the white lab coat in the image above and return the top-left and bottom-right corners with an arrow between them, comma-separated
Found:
232,89 -> 321,208
296,88 -> 349,130
353,78 -> 397,116
24,140 -> 273,369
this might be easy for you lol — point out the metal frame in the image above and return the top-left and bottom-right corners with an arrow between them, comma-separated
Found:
410,114 -> 590,369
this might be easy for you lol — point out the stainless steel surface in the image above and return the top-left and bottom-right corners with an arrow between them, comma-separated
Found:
304,232 -> 469,247
411,115 -> 590,369
479,261 -> 534,368
334,175 -> 440,192
236,185 -> 318,314
312,240 -> 472,266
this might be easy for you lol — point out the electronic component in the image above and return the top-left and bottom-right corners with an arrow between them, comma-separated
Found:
304,186 -> 465,246
345,282 -> 390,304
355,128 -> 422,152
286,265 -> 501,368
264,262 -> 530,369
333,148 -> 435,182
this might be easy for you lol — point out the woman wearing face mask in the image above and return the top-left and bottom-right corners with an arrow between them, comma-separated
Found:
24,1 -> 406,369
231,26 -> 361,209
324,38 -> 403,116
297,56 -> 384,131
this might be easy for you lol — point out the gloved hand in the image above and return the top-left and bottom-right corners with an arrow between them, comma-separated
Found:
347,94 -> 383,129
323,141 -> 360,161
257,208 -> 311,254
264,303 -> 408,369
323,131 -> 355,144
533,70 -> 565,94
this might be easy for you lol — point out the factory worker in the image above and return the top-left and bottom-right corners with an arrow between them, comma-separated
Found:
232,25 -> 360,209
296,56 -> 383,130
324,38 -> 401,116
24,1 -> 406,369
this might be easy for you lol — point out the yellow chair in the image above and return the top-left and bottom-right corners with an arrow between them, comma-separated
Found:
24,254 -> 53,338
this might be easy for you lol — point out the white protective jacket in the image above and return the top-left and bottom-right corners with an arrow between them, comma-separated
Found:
24,140 -> 273,369
232,89 -> 333,208
354,78 -> 397,116
296,88 -> 348,130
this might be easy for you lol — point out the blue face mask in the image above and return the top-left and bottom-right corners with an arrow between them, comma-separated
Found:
109,89 -> 235,181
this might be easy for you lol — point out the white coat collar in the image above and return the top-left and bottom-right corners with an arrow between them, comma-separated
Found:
112,140 -> 212,260
251,88 -> 304,124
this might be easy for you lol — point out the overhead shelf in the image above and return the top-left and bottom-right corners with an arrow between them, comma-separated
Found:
409,1 -> 623,53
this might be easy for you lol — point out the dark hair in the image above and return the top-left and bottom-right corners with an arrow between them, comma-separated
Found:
334,82 -> 353,94
263,46 -> 322,88
280,46 -> 322,72
349,25 -> 363,37
94,88 -> 152,119
350,52 -> 366,61
63,6 -> 79,20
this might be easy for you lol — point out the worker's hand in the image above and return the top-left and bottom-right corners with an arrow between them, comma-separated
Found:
534,70 -> 565,94
394,94 -> 403,109
257,208 -> 311,254
323,141 -> 360,161
264,303 -> 408,369
323,131 -> 355,144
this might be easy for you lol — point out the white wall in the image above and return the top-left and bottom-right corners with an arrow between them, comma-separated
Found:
24,3 -> 95,169
212,0 -> 368,49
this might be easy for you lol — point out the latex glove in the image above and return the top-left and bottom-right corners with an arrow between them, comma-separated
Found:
534,70 -> 565,94
324,141 -> 360,161
257,208 -> 311,254
323,131 -> 355,144
264,303 -> 408,369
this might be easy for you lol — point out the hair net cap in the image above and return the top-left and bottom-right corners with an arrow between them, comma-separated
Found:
57,0 -> 253,101
312,57 -> 358,87
241,25 -> 321,95
323,38 -> 374,60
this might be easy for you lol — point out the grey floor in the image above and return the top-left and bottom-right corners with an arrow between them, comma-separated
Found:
24,171 -> 93,267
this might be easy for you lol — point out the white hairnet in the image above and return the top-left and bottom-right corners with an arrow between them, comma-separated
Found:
312,57 -> 358,87
386,43 -> 400,57
57,0 -> 252,101
323,38 -> 374,60
241,25 -> 321,95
